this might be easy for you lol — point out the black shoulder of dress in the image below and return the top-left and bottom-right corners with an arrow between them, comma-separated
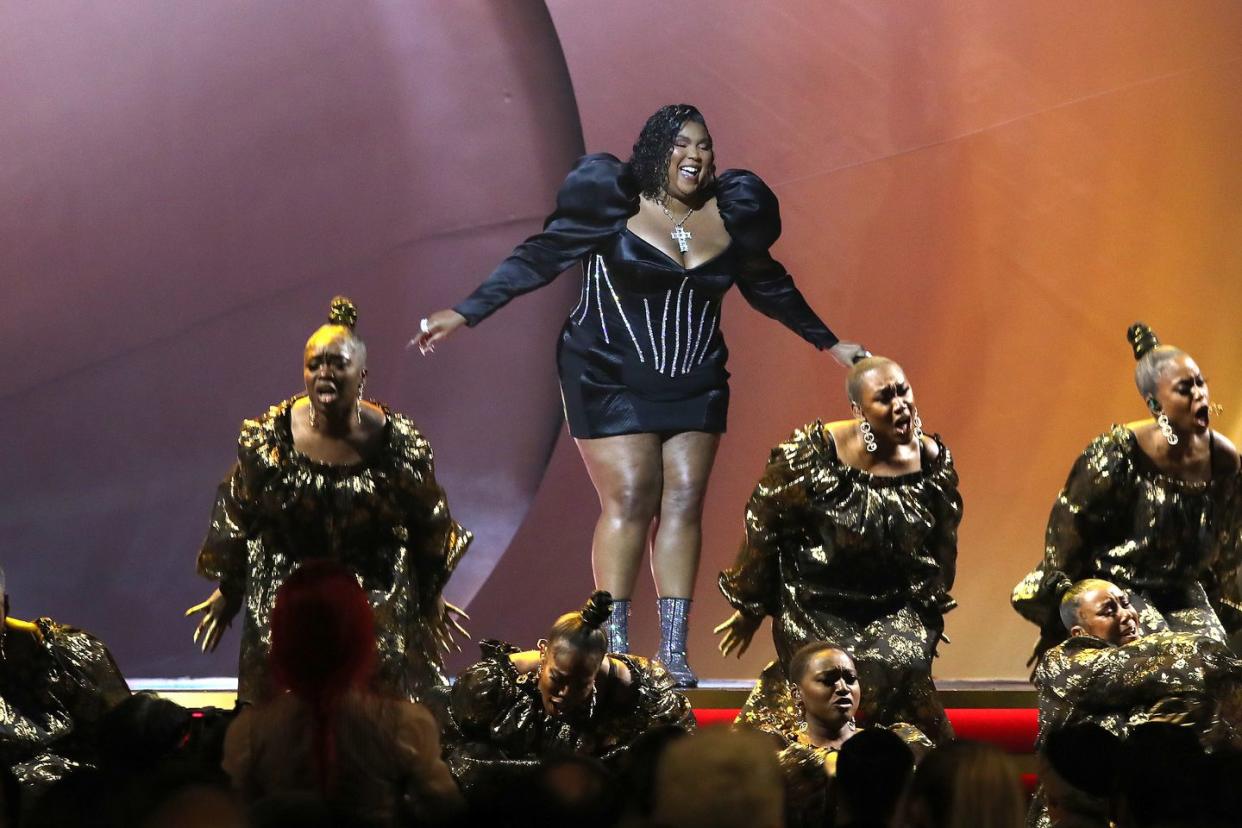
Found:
549,152 -> 639,230
715,169 -> 782,252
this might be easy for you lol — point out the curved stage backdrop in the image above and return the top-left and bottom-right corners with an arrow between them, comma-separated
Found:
3,1 -> 1241,683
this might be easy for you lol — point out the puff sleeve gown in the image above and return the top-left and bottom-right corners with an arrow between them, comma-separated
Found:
453,153 -> 838,437
719,423 -> 962,744
1011,427 -> 1239,663
0,619 -> 130,792
438,640 -> 695,798
197,399 -> 472,703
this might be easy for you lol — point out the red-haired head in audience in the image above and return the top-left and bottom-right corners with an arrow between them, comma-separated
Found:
268,559 -> 376,791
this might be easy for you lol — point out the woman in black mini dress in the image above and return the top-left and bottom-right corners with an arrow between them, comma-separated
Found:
414,104 -> 861,685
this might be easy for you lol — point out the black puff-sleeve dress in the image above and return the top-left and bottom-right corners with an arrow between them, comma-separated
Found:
453,154 -> 838,438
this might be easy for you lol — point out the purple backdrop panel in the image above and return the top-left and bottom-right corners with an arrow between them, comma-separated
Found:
1,0 -> 582,678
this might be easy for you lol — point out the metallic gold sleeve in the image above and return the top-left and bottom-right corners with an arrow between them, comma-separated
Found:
1033,630 -> 1242,749
718,427 -> 821,619
1,618 -> 130,791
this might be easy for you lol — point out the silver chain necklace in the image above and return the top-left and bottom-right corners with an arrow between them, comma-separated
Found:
660,200 -> 695,253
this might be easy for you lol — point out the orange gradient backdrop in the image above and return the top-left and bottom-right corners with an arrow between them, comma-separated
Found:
487,0 -> 1242,680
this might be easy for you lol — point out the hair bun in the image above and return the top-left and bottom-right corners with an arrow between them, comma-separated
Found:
1047,570 -> 1074,605
328,296 -> 358,329
579,590 -> 614,630
1127,322 -> 1160,361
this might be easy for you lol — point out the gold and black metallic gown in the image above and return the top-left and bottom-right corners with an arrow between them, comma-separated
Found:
0,618 -> 130,792
1026,631 -> 1242,828
719,423 -> 962,744
1011,426 -> 1241,663
197,397 -> 472,703
773,723 -> 931,828
438,640 -> 695,798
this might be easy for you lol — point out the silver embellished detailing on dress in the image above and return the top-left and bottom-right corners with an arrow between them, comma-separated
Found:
670,279 -> 686,377
597,255 -> 644,363
659,291 -> 670,372
593,256 -> 609,344
573,258 -> 719,378
571,258 -> 591,324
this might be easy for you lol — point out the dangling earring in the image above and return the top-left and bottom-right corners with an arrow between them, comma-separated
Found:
913,412 -> 924,441
308,404 -> 318,429
1157,412 -> 1179,446
355,380 -> 366,425
859,420 -> 877,453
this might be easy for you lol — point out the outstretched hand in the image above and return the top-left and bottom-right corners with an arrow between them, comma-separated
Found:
829,341 -> 869,368
430,597 -> 471,654
185,588 -> 241,654
713,611 -> 763,658
408,310 -> 468,355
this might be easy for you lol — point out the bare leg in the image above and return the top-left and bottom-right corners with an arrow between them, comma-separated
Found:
650,431 -> 719,687
650,431 -> 720,598
575,433 -> 663,600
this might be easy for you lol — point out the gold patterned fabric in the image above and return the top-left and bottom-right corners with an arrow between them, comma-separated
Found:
197,397 -> 472,702
1011,426 -> 1239,663
1027,630 -> 1242,828
719,422 -> 961,743
775,723 -> 930,828
0,618 -> 130,791
438,640 -> 695,797
1034,630 -> 1242,749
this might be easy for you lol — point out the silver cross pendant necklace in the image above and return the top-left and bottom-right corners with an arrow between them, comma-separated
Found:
661,201 -> 695,253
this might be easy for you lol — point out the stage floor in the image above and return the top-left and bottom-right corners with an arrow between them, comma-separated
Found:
136,677 -> 1036,710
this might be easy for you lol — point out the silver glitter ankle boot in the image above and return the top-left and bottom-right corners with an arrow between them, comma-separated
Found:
656,597 -> 698,688
603,598 -> 631,654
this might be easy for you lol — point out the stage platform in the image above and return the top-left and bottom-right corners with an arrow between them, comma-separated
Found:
135,677 -> 1037,711
136,677 -> 1040,771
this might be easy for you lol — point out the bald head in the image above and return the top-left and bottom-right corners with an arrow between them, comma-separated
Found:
1060,579 -> 1140,645
846,356 -> 900,405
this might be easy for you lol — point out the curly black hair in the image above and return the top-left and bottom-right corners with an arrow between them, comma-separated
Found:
629,104 -> 709,200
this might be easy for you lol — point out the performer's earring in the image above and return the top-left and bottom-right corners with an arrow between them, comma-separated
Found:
790,688 -> 808,730
1210,402 -> 1224,416
1157,412 -> 1178,446
1149,398 -> 1178,446
356,379 -> 366,425
308,403 -> 318,429
859,419 -> 877,453
913,412 -> 924,442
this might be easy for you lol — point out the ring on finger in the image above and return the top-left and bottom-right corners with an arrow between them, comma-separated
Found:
420,318 -> 431,334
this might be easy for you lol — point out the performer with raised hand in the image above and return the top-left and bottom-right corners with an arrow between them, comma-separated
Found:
715,354 -> 961,743
1012,322 -> 1240,663
411,104 -> 863,686
187,296 -> 472,702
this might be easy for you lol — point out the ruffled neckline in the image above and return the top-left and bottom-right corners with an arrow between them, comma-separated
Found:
1112,424 -> 1216,493
811,421 -> 950,488
264,396 -> 395,476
